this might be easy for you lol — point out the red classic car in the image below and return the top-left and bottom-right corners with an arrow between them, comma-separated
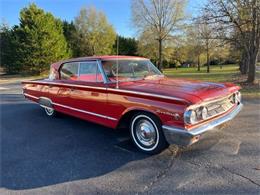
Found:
22,56 -> 243,154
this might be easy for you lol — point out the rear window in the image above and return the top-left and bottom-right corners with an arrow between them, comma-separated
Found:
60,62 -> 79,80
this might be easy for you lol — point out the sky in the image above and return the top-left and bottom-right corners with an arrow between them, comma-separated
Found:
0,0 -> 206,37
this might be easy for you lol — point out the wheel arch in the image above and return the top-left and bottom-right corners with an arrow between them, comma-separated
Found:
116,107 -> 161,129
38,97 -> 53,109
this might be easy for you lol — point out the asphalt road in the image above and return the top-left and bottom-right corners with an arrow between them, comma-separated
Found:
0,81 -> 260,195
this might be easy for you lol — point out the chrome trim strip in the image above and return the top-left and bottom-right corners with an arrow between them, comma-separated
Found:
188,93 -> 234,109
24,93 -> 117,121
107,88 -> 188,103
25,81 -> 107,90
39,96 -> 53,103
40,105 -> 52,109
97,59 -> 109,84
24,93 -> 39,100
162,103 -> 243,145
23,81 -> 188,103
52,102 -> 117,121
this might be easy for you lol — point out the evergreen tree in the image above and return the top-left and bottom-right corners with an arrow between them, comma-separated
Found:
62,21 -> 78,57
16,3 -> 70,74
0,23 -> 21,73
113,35 -> 138,56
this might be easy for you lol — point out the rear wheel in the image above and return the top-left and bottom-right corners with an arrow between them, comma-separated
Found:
130,113 -> 168,154
44,107 -> 56,117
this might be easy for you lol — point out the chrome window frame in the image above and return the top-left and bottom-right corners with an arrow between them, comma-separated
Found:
78,60 -> 104,83
60,61 -> 80,80
98,59 -> 162,84
97,60 -> 109,84
59,60 -> 107,83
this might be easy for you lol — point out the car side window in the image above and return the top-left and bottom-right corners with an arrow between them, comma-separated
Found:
78,61 -> 103,82
60,62 -> 79,80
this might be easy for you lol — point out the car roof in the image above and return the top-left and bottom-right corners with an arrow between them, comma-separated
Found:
51,55 -> 148,70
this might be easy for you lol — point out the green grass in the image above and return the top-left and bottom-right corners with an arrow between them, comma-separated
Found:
1,64 -> 259,97
163,64 -> 260,97
0,73 -> 48,84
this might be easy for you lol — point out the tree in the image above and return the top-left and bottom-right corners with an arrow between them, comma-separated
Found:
0,23 -> 21,73
112,35 -> 138,56
170,39 -> 188,68
74,7 -> 116,56
196,17 -> 215,73
186,24 -> 205,71
132,0 -> 186,70
62,21 -> 77,57
137,29 -> 159,62
202,0 -> 260,83
15,3 -> 70,74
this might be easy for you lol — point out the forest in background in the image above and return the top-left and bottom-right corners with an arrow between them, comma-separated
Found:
1,0 -> 259,83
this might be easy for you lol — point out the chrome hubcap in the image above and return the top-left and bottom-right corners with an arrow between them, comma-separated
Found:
45,107 -> 54,115
135,119 -> 156,147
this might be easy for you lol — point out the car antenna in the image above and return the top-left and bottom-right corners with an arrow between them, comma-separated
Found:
116,35 -> 119,89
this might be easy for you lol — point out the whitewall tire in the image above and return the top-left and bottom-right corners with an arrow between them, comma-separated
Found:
130,113 -> 168,154
44,107 -> 56,117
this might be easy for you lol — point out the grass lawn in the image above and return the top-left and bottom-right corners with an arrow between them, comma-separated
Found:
163,64 -> 260,97
1,64 -> 259,97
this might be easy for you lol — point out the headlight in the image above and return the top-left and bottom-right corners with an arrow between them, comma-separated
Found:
184,110 -> 197,124
232,93 -> 237,104
236,91 -> 241,103
201,106 -> 208,120
184,106 -> 208,125
232,91 -> 241,104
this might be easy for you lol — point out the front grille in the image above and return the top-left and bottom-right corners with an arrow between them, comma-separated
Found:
206,95 -> 235,118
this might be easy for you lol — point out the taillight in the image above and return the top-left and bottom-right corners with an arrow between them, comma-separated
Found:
49,67 -> 57,80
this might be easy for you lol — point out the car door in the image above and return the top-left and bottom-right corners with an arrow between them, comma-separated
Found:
67,60 -> 113,126
48,61 -> 79,109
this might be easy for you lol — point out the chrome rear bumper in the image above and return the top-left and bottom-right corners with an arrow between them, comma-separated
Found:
162,103 -> 243,146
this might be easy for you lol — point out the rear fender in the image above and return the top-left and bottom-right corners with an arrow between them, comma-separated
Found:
38,97 -> 53,109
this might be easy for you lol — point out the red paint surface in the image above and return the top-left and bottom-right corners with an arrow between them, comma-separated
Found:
22,56 -> 240,130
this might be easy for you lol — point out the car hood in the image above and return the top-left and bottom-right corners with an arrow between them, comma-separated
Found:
119,77 -> 240,104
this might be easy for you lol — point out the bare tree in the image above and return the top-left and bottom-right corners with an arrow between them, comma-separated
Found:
199,19 -> 215,73
192,16 -> 215,73
193,31 -> 204,71
201,0 -> 260,83
131,0 -> 186,70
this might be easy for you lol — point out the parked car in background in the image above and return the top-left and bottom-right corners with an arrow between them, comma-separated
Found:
22,56 -> 243,154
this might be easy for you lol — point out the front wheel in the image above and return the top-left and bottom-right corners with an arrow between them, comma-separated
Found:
130,113 -> 168,154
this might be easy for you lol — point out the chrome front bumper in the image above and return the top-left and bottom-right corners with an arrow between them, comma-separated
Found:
162,103 -> 243,146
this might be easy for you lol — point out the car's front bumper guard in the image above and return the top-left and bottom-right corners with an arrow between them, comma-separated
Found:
162,103 -> 243,146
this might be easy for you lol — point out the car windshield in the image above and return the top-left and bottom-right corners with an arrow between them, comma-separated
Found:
102,59 -> 163,82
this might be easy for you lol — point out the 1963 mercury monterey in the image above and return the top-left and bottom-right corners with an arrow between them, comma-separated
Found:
22,56 -> 243,154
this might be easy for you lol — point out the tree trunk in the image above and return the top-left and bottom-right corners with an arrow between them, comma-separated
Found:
242,58 -> 249,74
206,40 -> 210,73
158,38 -> 163,71
247,51 -> 257,83
246,0 -> 259,84
240,50 -> 248,74
197,54 -> 200,71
